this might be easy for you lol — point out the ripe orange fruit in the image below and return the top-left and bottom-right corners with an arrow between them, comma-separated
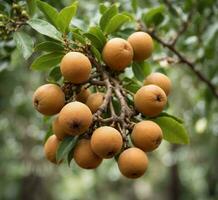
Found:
60,52 -> 92,84
144,72 -> 172,96
118,147 -> 148,179
73,139 -> 102,169
75,87 -> 91,103
134,85 -> 167,117
32,84 -> 65,116
128,31 -> 153,61
58,101 -> 93,135
52,117 -> 68,140
91,126 -> 123,158
44,134 -> 60,164
102,38 -> 133,71
86,92 -> 104,113
131,120 -> 163,152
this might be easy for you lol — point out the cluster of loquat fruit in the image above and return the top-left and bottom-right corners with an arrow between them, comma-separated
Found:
33,32 -> 171,179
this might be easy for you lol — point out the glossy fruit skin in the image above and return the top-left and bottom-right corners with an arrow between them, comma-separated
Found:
91,126 -> 123,158
75,87 -> 91,103
102,38 -> 133,71
58,101 -> 93,135
134,85 -> 167,117
60,52 -> 92,84
86,92 -> 104,113
128,31 -> 153,61
131,120 -> 163,152
52,117 -> 68,140
144,72 -> 172,96
44,135 -> 60,164
32,84 -> 65,116
73,139 -> 102,169
118,147 -> 148,179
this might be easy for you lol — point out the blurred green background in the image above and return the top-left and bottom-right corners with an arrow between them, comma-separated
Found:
0,0 -> 218,200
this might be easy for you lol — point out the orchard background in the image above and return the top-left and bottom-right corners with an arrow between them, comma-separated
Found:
0,0 -> 218,200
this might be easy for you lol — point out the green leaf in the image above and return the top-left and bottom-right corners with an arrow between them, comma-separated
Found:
48,66 -> 62,82
131,0 -> 138,13
99,4 -> 118,31
132,62 -> 151,81
31,52 -> 64,70
104,13 -> 131,34
56,136 -> 78,163
89,26 -> 106,46
99,3 -> 108,14
158,112 -> 184,124
34,41 -> 64,52
13,31 -> 34,59
91,46 -> 102,62
122,77 -> 141,93
153,116 -> 189,144
27,0 -> 36,17
57,2 -> 78,33
84,33 -> 103,51
72,32 -> 86,44
43,126 -> 52,144
27,19 -> 62,41
142,5 -> 165,26
36,0 -> 59,28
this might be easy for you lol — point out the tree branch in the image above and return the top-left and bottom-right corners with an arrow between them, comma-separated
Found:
145,29 -> 218,98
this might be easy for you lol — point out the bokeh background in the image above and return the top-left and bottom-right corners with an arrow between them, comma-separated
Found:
0,0 -> 218,200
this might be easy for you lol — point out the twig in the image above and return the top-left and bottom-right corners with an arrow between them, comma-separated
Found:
143,29 -> 218,98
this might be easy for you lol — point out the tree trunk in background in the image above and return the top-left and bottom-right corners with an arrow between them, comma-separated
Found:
169,145 -> 181,200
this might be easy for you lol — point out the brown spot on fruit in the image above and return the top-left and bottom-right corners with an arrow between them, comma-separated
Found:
131,120 -> 163,152
73,139 -> 102,169
58,101 -> 92,135
134,84 -> 167,117
32,84 -> 65,116
60,52 -> 92,84
128,31 -> 153,61
102,38 -> 133,71
91,126 -> 123,159
118,147 -> 148,179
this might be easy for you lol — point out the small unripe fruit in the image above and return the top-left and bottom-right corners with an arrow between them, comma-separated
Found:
52,117 -> 68,140
86,92 -> 104,113
144,72 -> 172,96
118,147 -> 148,179
127,31 -> 153,61
131,120 -> 163,152
75,87 -> 91,103
102,38 -> 133,71
60,52 -> 92,84
44,135 -> 60,164
134,85 -> 167,117
58,101 -> 92,135
73,139 -> 102,169
32,84 -> 65,116
91,126 -> 123,158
